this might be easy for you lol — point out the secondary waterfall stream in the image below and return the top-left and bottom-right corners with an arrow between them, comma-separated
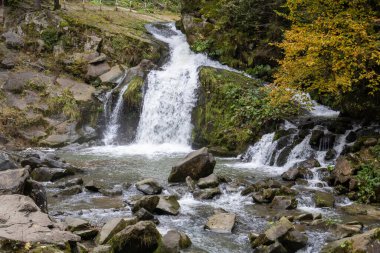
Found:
47,23 -> 380,253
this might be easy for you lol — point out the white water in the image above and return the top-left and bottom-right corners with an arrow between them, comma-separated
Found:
135,23 -> 233,146
103,81 -> 129,145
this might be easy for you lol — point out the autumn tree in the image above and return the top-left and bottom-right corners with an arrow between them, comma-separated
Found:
275,0 -> 380,116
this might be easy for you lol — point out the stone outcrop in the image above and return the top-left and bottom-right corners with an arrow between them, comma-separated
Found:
168,148 -> 216,182
0,194 -> 80,244
0,168 -> 29,195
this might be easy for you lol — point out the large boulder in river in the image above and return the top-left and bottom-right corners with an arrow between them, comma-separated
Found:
135,178 -> 163,195
168,147 -> 216,182
314,191 -> 335,208
155,195 -> 180,215
109,221 -> 161,253
205,212 -> 236,233
0,168 -> 29,195
197,173 -> 219,189
0,194 -> 80,244
160,230 -> 192,253
132,195 -> 160,213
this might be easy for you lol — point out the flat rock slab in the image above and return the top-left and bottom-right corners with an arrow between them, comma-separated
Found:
0,168 -> 29,194
205,213 -> 236,233
0,194 -> 80,244
98,218 -> 127,245
56,77 -> 96,102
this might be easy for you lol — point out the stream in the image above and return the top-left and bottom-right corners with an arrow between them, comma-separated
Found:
47,23 -> 380,252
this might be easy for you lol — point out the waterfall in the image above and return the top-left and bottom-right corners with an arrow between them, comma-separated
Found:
102,74 -> 128,145
135,23 -> 232,145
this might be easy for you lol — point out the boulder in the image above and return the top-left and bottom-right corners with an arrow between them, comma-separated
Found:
85,179 -> 102,192
270,196 -> 298,210
309,130 -> 324,149
99,65 -> 124,83
135,208 -> 155,221
54,177 -> 83,189
89,53 -> 108,64
3,71 -> 52,94
2,31 -> 24,49
255,241 -> 287,253
197,173 -> 219,189
330,222 -> 363,240
109,221 -> 161,253
24,179 -> 48,213
86,62 -> 111,79
168,147 -> 216,182
155,195 -> 180,215
31,167 -> 72,182
65,217 -> 90,232
193,187 -> 221,200
57,185 -> 83,196
97,218 -> 127,245
0,168 -> 29,195
160,230 -> 192,253
282,167 -> 312,181
265,217 -> 294,241
0,152 -> 18,171
40,134 -> 71,147
99,186 -> 123,197
204,212 -> 236,233
93,245 -> 113,253
333,156 -> 355,184
56,78 -> 96,102
321,228 -> 380,253
0,195 -> 80,244
84,35 -> 102,52
132,195 -> 160,213
278,230 -> 308,252
135,178 -> 163,195
314,191 -> 335,208
74,228 -> 98,240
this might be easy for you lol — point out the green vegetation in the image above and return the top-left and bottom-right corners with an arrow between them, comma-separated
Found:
46,89 -> 80,121
181,0 -> 288,74
192,67 -> 300,155
90,0 -> 180,12
123,76 -> 144,110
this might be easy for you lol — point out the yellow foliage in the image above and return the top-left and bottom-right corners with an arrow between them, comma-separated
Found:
275,0 -> 380,97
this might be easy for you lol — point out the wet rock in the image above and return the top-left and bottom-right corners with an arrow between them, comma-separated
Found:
321,228 -> 380,253
255,241 -> 287,253
160,230 -> 192,253
186,176 -> 196,192
84,180 -> 102,192
0,152 -> 18,171
333,156 -> 355,185
74,228 -> 98,240
109,221 -> 161,253
193,187 -> 221,199
314,191 -> 335,208
168,147 -> 216,182
197,173 -> 219,189
270,196 -> 298,210
155,195 -> 180,215
278,230 -> 308,252
54,177 -> 83,189
346,131 -> 357,143
65,217 -> 90,232
31,167 -> 72,182
295,213 -> 314,221
99,65 -> 124,83
40,134 -> 71,147
2,31 -> 24,49
97,218 -> 127,245
0,168 -> 29,195
325,149 -> 337,161
0,195 -> 80,244
309,130 -> 324,149
330,222 -> 362,239
99,186 -> 123,197
282,167 -> 312,181
132,195 -> 160,213
241,185 -> 256,196
24,179 -> 48,213
265,217 -> 294,241
57,185 -> 83,196
135,208 -> 155,221
86,62 -> 111,79
205,212 -> 236,233
135,178 -> 163,195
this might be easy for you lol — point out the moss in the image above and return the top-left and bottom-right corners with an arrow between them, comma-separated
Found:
123,76 -> 144,109
45,89 -> 80,121
192,67 -> 263,155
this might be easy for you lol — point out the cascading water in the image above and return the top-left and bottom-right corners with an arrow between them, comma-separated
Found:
135,23 -> 233,146
102,74 -> 128,145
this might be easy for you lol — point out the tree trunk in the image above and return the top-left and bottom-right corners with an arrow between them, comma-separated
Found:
54,0 -> 61,10
35,0 -> 41,9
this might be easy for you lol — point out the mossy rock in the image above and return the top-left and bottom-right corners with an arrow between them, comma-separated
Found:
123,76 -> 144,110
191,67 -> 263,156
